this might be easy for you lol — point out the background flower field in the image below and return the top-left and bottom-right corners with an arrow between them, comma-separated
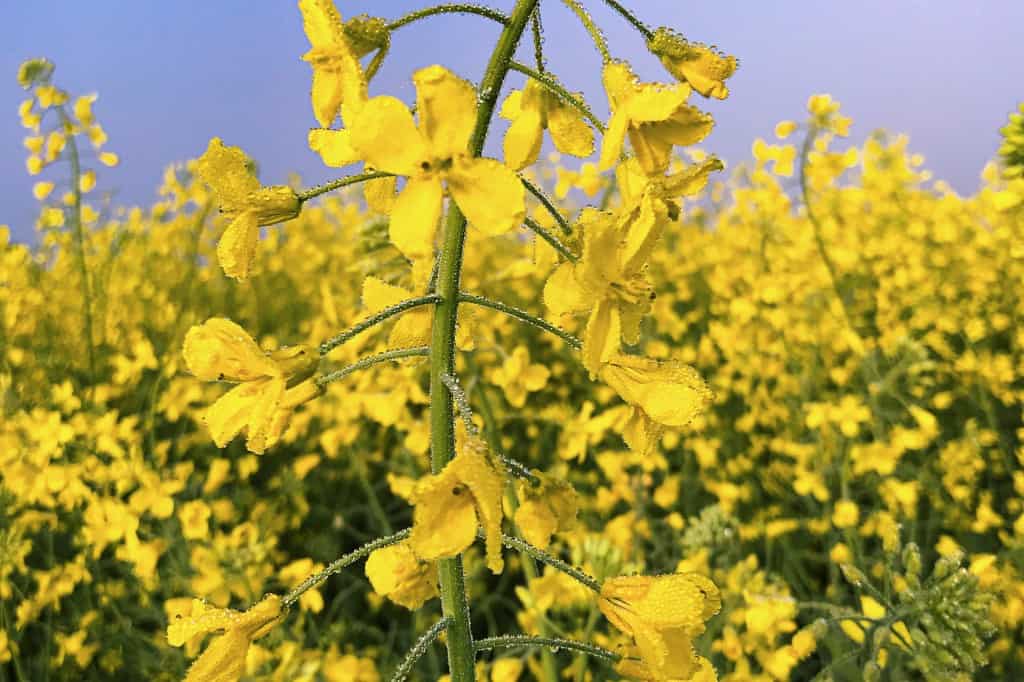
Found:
3,5 -> 1024,682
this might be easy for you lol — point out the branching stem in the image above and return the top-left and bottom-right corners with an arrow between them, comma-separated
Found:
317,347 -> 429,387
388,4 -> 509,30
459,293 -> 581,350
319,295 -> 441,355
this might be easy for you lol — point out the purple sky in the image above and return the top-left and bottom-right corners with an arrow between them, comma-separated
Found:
3,1 -> 1022,243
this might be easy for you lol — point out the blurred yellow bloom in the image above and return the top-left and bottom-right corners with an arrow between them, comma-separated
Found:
298,0 -> 367,128
648,27 -> 737,100
600,354 -> 712,455
183,318 -> 320,453
500,78 -> 594,170
98,151 -> 119,167
365,540 -> 439,610
166,594 -> 281,682
73,93 -> 97,125
489,345 -> 550,408
79,169 -> 96,193
514,472 -> 577,549
490,658 -> 524,682
600,573 -> 720,681
195,138 -> 300,280
409,436 -> 506,573
32,181 -> 54,201
600,61 -> 713,175
349,65 -> 525,260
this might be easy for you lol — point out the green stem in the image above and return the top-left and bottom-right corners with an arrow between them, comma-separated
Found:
317,347 -> 428,387
474,635 -> 619,661
562,0 -> 611,61
387,4 -> 509,30
601,0 -> 653,40
390,618 -> 450,682
459,293 -> 581,349
798,125 -> 857,333
509,62 -> 605,134
319,294 -> 441,355
499,533 -> 602,593
298,170 -> 394,203
429,3 -> 539,679
524,216 -> 578,263
282,529 -> 410,608
531,9 -> 546,72
521,176 -> 575,235
59,108 -> 96,386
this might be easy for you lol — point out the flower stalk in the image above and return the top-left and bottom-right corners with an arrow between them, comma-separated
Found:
428,2 -> 539,679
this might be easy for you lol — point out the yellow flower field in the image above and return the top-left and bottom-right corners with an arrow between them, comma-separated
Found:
3,2 -> 1023,681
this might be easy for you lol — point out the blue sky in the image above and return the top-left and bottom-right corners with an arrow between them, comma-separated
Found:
2,1 -> 1022,243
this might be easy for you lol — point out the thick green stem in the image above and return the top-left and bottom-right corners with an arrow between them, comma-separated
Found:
59,109 -> 96,386
429,2 -> 539,680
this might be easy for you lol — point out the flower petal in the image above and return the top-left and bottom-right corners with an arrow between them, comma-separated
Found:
547,100 -> 595,158
196,138 -> 260,209
183,318 -> 276,382
389,175 -> 443,260
205,382 -> 265,448
503,108 -> 544,171
216,211 -> 260,281
308,128 -> 360,168
447,157 -> 525,236
414,65 -> 476,159
350,96 -> 428,176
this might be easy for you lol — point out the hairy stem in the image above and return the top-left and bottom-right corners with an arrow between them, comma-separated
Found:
474,635 -> 619,661
524,216 -> 578,263
282,529 -> 410,608
319,294 -> 441,355
509,62 -> 605,133
601,0 -> 653,40
390,618 -> 450,682
298,170 -> 394,203
317,347 -> 429,387
521,176 -> 575,235
388,4 -> 509,30
459,293 -> 581,350
429,2 -> 539,679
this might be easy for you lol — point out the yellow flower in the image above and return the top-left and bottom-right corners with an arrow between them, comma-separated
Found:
600,355 -> 712,455
349,65 -> 526,260
489,346 -> 550,408
166,594 -> 281,682
195,138 -> 301,280
409,436 -> 506,573
831,500 -> 860,529
500,78 -> 594,170
298,0 -> 367,128
543,208 -> 663,376
600,573 -> 720,681
364,540 -> 439,610
183,318 -> 320,453
599,61 -> 713,176
514,472 -> 577,550
648,28 -> 738,100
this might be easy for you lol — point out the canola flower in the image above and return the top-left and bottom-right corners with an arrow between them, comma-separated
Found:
195,139 -> 301,281
183,318 -> 320,454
